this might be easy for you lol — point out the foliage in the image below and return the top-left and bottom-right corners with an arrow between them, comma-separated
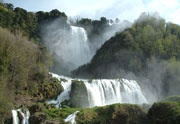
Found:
36,76 -> 64,100
36,104 -> 148,124
43,107 -> 80,122
148,101 -> 180,124
28,103 -> 148,124
76,104 -> 149,124
0,28 -> 52,121
72,13 -> 180,97
0,3 -> 67,41
160,96 -> 180,102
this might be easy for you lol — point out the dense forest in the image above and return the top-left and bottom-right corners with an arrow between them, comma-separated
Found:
0,3 -> 67,122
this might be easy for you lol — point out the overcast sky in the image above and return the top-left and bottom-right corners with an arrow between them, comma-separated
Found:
4,0 -> 180,24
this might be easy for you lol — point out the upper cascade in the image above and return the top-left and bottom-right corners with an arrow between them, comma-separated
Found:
69,26 -> 91,68
44,25 -> 91,75
48,73 -> 147,108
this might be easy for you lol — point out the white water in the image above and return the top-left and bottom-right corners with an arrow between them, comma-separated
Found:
44,25 -> 91,74
84,79 -> 147,107
64,111 -> 79,124
47,73 -> 72,107
12,110 -> 19,124
12,109 -> 30,124
69,26 -> 91,68
48,73 -> 147,108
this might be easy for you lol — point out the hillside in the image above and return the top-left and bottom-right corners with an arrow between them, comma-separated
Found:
72,13 -> 180,98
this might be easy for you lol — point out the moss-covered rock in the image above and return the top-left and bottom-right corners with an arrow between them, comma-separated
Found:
148,102 -> 180,124
43,108 -> 80,123
29,112 -> 47,124
70,80 -> 89,108
29,103 -> 54,115
36,77 -> 64,100
76,104 -> 149,124
33,103 -> 149,124
40,119 -> 60,124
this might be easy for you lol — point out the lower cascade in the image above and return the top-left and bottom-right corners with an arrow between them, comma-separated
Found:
64,111 -> 79,124
48,73 -> 147,108
12,109 -> 30,124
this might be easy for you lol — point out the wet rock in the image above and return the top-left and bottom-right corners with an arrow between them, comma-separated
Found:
29,112 -> 47,124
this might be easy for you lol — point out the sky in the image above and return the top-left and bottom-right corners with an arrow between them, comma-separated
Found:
4,0 -> 180,24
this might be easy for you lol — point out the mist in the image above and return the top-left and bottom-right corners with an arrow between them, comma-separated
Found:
42,18 -> 91,75
42,17 -> 132,75
40,11 -> 180,104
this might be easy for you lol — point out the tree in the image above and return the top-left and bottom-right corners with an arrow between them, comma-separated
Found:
100,17 -> 108,24
4,3 -> 14,10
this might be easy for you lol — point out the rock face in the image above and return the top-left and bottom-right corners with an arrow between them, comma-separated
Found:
148,102 -> 180,124
70,80 -> 89,108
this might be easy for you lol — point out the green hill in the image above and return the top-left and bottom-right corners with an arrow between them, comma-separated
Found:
72,13 -> 180,98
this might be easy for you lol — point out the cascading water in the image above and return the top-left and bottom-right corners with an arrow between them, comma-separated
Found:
84,79 -> 147,107
47,73 -> 72,107
70,26 -> 91,68
64,111 -> 79,124
48,73 -> 147,108
44,24 -> 91,74
12,110 -> 19,124
12,109 -> 30,124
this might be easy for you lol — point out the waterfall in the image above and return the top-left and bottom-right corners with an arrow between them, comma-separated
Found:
12,109 -> 30,124
70,26 -> 91,68
44,25 -> 91,74
48,73 -> 147,108
47,73 -> 72,107
64,111 -> 79,124
84,79 -> 147,107
12,110 -> 19,124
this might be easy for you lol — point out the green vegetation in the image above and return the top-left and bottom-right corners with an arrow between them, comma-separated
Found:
76,104 -> 149,124
0,3 -> 67,42
28,100 -> 180,124
160,95 -> 180,102
0,27 -> 52,121
148,101 -> 180,124
29,103 -> 148,124
0,3 -> 68,122
73,13 -> 180,97
35,76 -> 64,100
1,2 -> 180,123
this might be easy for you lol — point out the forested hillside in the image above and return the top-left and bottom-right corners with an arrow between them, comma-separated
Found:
0,2 -> 67,41
0,3 -> 66,122
73,13 -> 180,98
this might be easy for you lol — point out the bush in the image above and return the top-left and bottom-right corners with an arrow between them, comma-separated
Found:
148,102 -> 180,124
